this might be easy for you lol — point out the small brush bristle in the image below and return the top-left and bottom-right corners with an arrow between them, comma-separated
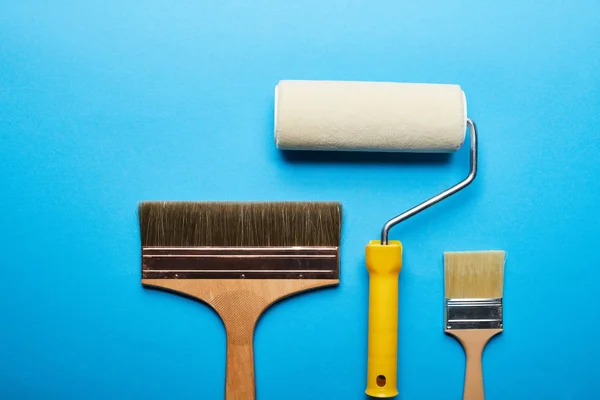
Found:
444,251 -> 505,299
139,201 -> 341,247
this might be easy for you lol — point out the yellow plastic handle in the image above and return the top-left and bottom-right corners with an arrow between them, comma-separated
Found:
365,240 -> 402,398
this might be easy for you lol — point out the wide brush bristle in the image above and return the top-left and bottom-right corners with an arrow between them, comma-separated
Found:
139,201 -> 341,247
444,251 -> 505,299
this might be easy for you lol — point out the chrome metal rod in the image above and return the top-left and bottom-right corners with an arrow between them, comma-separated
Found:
380,119 -> 478,245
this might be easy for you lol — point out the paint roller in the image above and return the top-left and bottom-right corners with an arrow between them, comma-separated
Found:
274,80 -> 478,398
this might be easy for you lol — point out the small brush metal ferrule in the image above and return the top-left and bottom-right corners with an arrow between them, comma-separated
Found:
444,298 -> 503,330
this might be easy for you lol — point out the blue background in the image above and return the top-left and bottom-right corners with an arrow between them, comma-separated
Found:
1,1 -> 599,399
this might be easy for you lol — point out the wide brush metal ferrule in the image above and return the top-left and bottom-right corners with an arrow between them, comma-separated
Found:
142,246 -> 339,279
444,298 -> 503,330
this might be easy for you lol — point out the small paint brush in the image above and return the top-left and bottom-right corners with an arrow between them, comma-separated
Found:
444,251 -> 505,400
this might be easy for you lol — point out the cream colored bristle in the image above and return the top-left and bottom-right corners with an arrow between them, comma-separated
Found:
444,251 -> 505,299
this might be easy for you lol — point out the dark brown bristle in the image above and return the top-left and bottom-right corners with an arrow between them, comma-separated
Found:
139,201 -> 342,247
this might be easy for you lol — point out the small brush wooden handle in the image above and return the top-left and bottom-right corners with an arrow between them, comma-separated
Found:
447,329 -> 502,400
365,240 -> 402,398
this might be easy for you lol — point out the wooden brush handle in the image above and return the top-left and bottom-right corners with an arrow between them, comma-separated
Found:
225,341 -> 255,400
446,329 -> 501,400
142,279 -> 339,400
216,291 -> 264,400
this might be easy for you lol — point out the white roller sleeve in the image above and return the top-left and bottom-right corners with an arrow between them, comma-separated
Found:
274,80 -> 467,152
